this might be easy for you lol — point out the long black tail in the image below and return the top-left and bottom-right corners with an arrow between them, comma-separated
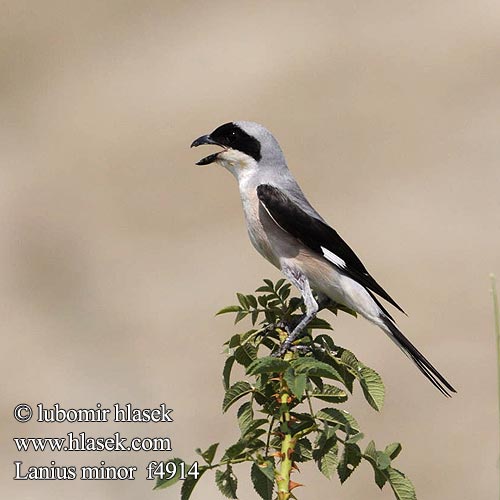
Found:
381,315 -> 456,397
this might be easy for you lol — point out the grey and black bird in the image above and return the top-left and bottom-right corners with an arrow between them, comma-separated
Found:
191,121 -> 456,397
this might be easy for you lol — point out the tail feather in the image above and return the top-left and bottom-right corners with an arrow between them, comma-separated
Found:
380,315 -> 456,397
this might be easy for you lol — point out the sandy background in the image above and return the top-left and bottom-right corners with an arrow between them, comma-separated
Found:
1,1 -> 499,499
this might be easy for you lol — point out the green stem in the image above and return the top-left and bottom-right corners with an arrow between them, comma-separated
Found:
277,391 -> 295,500
276,345 -> 296,500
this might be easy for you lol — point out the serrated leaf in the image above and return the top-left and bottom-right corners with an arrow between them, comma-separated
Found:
237,292 -> 249,309
387,467 -> 417,500
242,419 -> 268,439
294,438 -> 313,462
363,440 -> 388,489
180,468 -> 207,500
288,297 -> 303,313
251,462 -> 274,500
195,443 -> 219,465
385,442 -> 402,460
222,440 -> 247,460
234,343 -> 257,367
337,443 -> 362,483
251,310 -> 259,325
235,310 -> 249,324
216,305 -> 242,316
345,432 -> 364,444
311,384 -> 348,403
223,356 -> 235,390
291,358 -> 342,382
339,349 -> 360,371
247,356 -> 290,375
215,467 -> 238,499
246,294 -> 258,308
306,317 -> 333,330
275,278 -> 286,290
313,437 -> 338,478
229,334 -> 241,348
257,294 -> 269,306
375,451 -> 391,470
153,457 -> 184,490
359,364 -> 385,411
237,401 -> 254,435
283,368 -> 307,399
315,334 -> 336,350
316,408 -> 360,434
223,381 -> 252,413
279,285 -> 291,301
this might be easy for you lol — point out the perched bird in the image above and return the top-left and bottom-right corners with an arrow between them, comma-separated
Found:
191,121 -> 455,396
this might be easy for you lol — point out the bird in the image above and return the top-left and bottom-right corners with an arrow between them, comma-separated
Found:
191,121 -> 456,397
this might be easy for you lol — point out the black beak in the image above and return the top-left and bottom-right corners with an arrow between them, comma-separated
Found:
191,134 -> 223,165
190,134 -> 217,148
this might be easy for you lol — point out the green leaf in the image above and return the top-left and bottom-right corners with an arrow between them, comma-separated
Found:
234,310 -> 248,324
294,438 -> 313,462
363,441 -> 388,489
216,305 -> 242,316
228,334 -> 241,348
251,462 -> 274,500
283,368 -> 307,399
223,381 -> 253,413
279,284 -> 291,301
223,356 -> 235,390
237,401 -> 254,435
311,384 -> 348,403
263,278 -> 274,289
339,349 -> 360,371
291,358 -> 343,382
241,419 -> 268,439
237,292 -> 249,309
153,457 -> 184,490
315,334 -> 336,351
195,443 -> 219,465
385,442 -> 403,460
358,365 -> 385,411
222,440 -> 247,460
275,278 -> 286,290
246,294 -> 258,308
316,408 -> 360,434
257,294 -> 269,306
247,356 -> 290,376
345,432 -> 365,444
180,468 -> 207,500
337,443 -> 362,483
215,467 -> 238,499
234,343 -> 257,367
306,317 -> 333,330
251,310 -> 259,325
386,467 -> 417,500
313,436 -> 338,478
375,451 -> 391,470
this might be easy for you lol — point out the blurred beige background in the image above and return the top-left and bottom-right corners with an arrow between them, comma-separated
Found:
1,1 -> 499,499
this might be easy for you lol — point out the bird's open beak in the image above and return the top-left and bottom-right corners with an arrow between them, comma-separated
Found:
190,134 -> 224,166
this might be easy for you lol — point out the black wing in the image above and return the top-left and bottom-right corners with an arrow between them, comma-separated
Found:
256,184 -> 405,316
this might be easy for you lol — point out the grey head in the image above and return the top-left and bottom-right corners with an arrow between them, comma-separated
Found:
191,121 -> 321,219
190,121 -> 288,176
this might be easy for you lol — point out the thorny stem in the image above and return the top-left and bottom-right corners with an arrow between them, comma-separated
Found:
276,330 -> 296,500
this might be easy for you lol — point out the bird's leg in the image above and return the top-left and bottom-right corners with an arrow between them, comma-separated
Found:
278,268 -> 319,356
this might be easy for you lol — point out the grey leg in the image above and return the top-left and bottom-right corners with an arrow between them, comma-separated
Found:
278,266 -> 319,356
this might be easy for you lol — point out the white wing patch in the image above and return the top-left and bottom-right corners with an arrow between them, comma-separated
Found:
321,247 -> 347,269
